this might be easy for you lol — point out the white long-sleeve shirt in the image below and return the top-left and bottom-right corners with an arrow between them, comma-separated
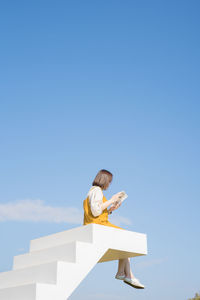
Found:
87,186 -> 104,217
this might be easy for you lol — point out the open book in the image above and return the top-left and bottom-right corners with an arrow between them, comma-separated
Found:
113,191 -> 128,205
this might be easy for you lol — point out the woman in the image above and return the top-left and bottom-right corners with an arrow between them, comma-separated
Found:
83,169 -> 145,289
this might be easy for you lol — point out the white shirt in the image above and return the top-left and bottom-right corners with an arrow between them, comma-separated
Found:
87,186 -> 103,217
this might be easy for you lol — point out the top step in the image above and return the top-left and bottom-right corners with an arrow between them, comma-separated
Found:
30,224 -> 147,256
30,225 -> 94,252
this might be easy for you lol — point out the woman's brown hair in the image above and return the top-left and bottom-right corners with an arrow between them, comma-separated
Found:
92,169 -> 113,190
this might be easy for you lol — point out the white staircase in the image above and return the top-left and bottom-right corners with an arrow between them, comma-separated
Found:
0,224 -> 148,300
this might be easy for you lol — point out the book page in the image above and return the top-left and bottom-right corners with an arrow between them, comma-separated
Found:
114,191 -> 128,205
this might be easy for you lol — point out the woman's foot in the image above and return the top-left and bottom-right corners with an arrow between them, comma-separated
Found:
115,272 -> 126,280
123,277 -> 145,289
125,271 -> 135,280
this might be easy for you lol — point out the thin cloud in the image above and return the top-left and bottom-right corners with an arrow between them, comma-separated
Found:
0,199 -> 131,226
0,199 -> 82,224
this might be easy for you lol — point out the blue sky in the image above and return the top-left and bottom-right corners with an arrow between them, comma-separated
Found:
0,0 -> 200,299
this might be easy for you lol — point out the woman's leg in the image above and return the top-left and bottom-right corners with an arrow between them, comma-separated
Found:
116,258 -> 136,279
116,259 -> 126,276
124,258 -> 135,279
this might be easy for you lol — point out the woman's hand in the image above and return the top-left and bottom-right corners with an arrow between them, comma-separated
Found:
111,193 -> 121,204
108,201 -> 122,214
112,201 -> 122,210
102,193 -> 121,211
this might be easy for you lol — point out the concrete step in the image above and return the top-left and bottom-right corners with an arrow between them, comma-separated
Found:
13,241 -> 93,270
0,261 -> 75,289
0,282 -> 58,300
30,225 -> 93,252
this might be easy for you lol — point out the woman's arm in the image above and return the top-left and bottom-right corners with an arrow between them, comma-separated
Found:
88,187 -> 118,217
101,195 -> 119,210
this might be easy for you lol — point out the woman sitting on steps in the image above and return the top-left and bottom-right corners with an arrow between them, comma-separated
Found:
83,169 -> 145,289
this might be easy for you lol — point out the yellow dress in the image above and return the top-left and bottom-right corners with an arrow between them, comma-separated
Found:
83,188 -> 123,230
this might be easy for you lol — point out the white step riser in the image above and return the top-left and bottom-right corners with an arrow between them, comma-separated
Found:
0,261 -> 58,289
13,242 -> 77,270
0,283 -> 37,300
13,241 -> 95,271
30,225 -> 93,252
0,283 -> 58,300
